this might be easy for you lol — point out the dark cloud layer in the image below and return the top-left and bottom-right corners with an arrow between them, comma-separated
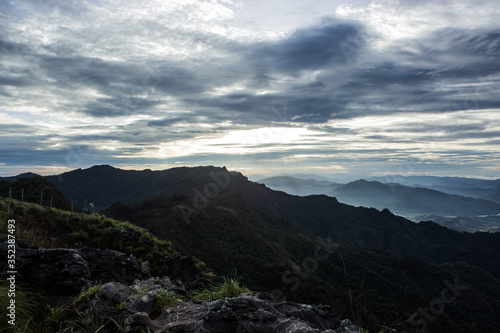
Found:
1,0 -> 499,177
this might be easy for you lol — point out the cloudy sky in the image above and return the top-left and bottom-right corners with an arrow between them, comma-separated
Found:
1,0 -> 499,180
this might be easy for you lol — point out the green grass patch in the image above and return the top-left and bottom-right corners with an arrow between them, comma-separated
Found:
69,230 -> 90,242
0,279 -> 45,332
75,284 -> 103,303
154,288 -> 179,311
191,277 -> 251,302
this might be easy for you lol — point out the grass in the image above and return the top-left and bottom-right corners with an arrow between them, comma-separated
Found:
68,308 -> 126,333
43,305 -> 66,332
75,284 -> 104,303
140,260 -> 151,274
135,283 -> 151,294
0,279 -> 45,332
191,276 -> 251,302
154,288 -> 180,311
115,302 -> 127,312
0,196 -> 182,275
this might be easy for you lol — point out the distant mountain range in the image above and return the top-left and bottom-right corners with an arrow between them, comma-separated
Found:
255,176 -> 341,196
259,175 -> 500,232
2,165 -> 500,332
331,179 -> 500,217
368,175 -> 500,202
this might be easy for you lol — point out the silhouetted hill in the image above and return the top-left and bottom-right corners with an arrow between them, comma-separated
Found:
0,172 -> 40,181
45,166 -> 500,277
46,165 -> 234,210
221,174 -> 500,278
0,175 -> 70,210
103,191 -> 500,333
44,165 -> 500,331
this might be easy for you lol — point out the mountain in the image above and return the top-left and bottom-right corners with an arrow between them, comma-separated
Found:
1,192 -> 362,333
413,214 -> 500,233
44,166 -> 500,275
256,176 -> 340,196
0,172 -> 40,181
103,190 -> 500,333
0,175 -> 71,210
279,173 -> 338,182
369,175 -> 500,203
45,165 -> 234,210
331,179 -> 500,218
42,165 -> 500,332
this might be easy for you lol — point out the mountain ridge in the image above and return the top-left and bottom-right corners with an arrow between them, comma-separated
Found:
3,165 -> 500,332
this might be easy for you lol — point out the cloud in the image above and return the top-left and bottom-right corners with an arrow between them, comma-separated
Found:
1,0 -> 500,178
249,21 -> 362,74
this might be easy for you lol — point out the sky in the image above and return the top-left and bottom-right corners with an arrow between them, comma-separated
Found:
1,0 -> 499,180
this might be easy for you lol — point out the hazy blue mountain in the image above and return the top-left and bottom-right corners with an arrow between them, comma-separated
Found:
278,173 -> 345,182
257,176 -> 341,196
331,179 -> 500,218
368,175 -> 500,203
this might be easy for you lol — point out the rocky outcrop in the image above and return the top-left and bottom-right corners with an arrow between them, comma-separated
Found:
160,255 -> 204,289
0,241 -> 149,294
1,241 -> 359,332
79,278 -> 359,333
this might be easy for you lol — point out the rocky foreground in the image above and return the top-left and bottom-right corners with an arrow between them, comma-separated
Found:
92,279 -> 359,333
1,241 -> 359,333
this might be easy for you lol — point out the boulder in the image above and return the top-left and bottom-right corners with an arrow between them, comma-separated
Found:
0,242 -> 148,294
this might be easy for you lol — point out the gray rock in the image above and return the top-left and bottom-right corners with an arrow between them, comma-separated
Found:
73,279 -> 360,333
79,247 -> 149,284
124,312 -> 159,333
127,293 -> 156,315
334,319 -> 360,333
97,282 -> 135,304
0,243 -> 148,294
6,247 -> 91,293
